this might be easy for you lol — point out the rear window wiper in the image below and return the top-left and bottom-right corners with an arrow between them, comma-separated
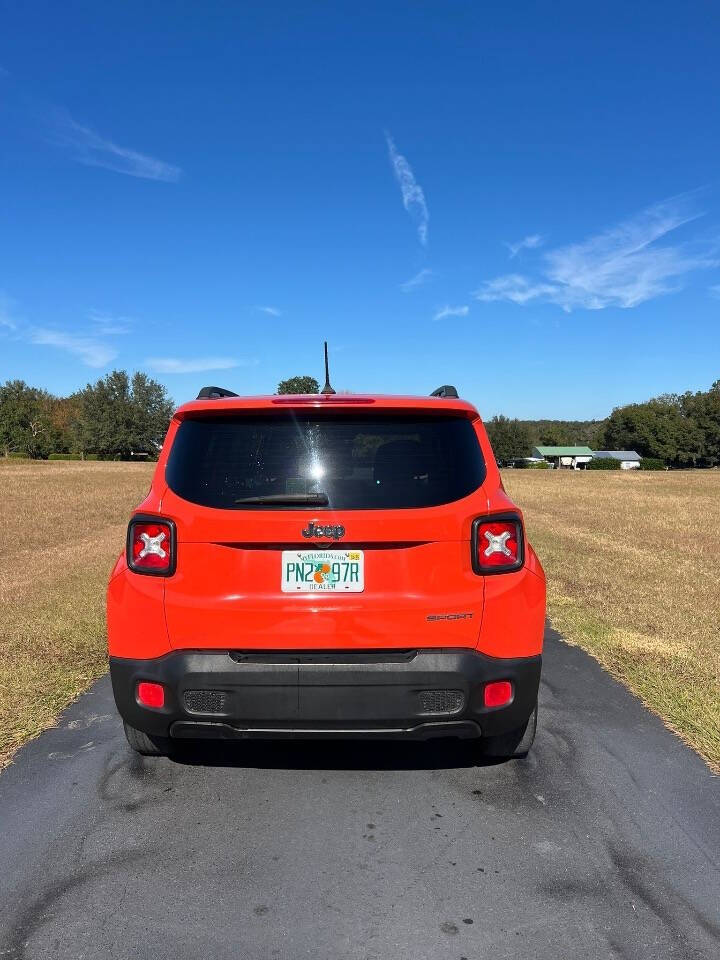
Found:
234,493 -> 330,505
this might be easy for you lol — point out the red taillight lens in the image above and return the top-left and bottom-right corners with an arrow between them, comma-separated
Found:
127,517 -> 175,575
484,680 -> 513,708
137,681 -> 165,708
472,514 -> 524,574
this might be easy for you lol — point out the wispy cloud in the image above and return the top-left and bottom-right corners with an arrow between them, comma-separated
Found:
0,293 -> 18,330
504,234 -> 544,258
434,304 -> 469,321
400,268 -> 433,292
476,195 -> 716,311
386,133 -> 429,247
31,329 -> 117,367
256,306 -> 282,317
88,311 -> 133,335
145,356 -> 245,374
2,294 -> 132,367
475,274 -> 558,306
52,111 -> 181,182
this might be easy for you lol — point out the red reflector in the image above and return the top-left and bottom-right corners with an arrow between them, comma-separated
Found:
137,681 -> 165,709
128,519 -> 173,574
484,681 -> 513,708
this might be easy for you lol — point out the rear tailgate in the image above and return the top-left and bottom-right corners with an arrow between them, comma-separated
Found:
159,408 -> 488,651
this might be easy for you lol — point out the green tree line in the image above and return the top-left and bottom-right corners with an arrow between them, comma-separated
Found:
0,371 -> 174,459
486,379 -> 720,467
4,372 -> 718,467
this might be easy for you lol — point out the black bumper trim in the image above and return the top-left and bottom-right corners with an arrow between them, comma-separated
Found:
170,720 -> 483,741
109,648 -> 541,741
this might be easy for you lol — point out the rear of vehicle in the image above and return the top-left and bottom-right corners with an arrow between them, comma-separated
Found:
108,393 -> 545,758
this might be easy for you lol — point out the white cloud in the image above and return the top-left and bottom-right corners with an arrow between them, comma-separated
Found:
88,311 -> 133,335
476,274 -> 559,306
400,268 -> 433,292
31,329 -> 117,367
1,296 -> 132,366
0,293 -> 18,330
476,195 -> 716,311
257,306 -> 282,317
504,234 -> 544,258
386,133 -> 429,247
145,356 -> 243,374
434,304 -> 469,321
53,111 -> 181,182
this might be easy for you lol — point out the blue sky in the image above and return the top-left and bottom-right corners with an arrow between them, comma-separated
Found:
1,1 -> 719,419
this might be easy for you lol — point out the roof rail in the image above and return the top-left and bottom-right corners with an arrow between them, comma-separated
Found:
196,386 -> 239,400
430,384 -> 459,399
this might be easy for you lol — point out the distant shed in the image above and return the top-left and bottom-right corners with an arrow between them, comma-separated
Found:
592,450 -> 641,470
532,446 -> 594,470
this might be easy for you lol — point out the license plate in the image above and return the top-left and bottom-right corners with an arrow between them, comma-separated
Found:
281,550 -> 364,592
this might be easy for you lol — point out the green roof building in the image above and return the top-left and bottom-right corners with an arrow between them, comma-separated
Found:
532,446 -> 593,469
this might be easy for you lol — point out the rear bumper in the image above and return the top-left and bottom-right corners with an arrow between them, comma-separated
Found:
109,649 -> 541,742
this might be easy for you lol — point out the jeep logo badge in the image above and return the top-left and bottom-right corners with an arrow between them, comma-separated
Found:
301,520 -> 345,540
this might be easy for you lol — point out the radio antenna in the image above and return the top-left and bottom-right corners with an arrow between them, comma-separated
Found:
321,341 -> 336,394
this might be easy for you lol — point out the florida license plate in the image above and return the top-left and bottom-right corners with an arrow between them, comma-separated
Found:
281,550 -> 365,592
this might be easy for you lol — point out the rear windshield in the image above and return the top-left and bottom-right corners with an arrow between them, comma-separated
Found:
166,413 -> 485,510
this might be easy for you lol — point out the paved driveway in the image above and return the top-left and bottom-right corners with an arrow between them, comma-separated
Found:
1,629 -> 718,960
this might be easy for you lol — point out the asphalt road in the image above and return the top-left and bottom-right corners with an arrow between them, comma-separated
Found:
1,628 -> 718,960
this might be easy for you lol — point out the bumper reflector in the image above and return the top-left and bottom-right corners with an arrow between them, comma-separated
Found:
137,681 -> 165,709
484,680 -> 513,708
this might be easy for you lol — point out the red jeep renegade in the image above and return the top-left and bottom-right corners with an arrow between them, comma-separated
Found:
107,385 -> 545,759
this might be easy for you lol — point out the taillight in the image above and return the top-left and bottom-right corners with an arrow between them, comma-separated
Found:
472,513 -> 524,574
126,515 -> 176,576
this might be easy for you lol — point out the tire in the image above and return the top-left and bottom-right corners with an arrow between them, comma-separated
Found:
123,720 -> 169,757
479,701 -> 537,760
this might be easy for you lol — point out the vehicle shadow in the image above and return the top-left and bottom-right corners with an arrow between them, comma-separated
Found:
165,737 -> 504,771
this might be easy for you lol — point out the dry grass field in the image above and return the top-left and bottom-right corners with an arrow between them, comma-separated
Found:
0,460 -> 153,767
1,460 -> 718,772
504,469 -> 720,772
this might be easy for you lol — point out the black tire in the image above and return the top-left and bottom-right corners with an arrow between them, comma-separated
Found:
123,720 -> 169,757
479,701 -> 537,760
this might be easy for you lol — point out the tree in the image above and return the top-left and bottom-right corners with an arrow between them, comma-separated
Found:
76,371 -> 130,458
538,423 -> 572,446
77,370 -> 173,459
128,372 -> 175,453
0,380 -> 30,456
602,395 -> 703,466
49,394 -> 83,453
680,381 -> 720,466
277,376 -> 319,395
486,415 -> 531,463
0,380 -> 55,458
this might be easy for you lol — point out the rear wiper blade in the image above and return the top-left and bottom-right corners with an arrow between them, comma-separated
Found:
234,493 -> 330,505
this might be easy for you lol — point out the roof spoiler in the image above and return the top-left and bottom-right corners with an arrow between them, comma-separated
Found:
430,384 -> 459,398
196,386 -> 239,400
